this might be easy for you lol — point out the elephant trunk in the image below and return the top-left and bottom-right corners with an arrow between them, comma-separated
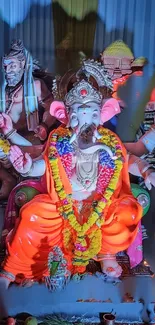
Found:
80,144 -> 117,160
69,125 -> 101,145
69,124 -> 117,159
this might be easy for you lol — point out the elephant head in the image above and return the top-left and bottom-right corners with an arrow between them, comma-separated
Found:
50,80 -> 120,155
51,79 -> 120,127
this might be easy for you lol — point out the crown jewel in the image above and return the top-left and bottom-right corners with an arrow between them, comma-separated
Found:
65,80 -> 102,106
77,59 -> 113,90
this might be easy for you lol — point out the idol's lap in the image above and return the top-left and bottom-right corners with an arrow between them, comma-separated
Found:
1,59 -> 151,290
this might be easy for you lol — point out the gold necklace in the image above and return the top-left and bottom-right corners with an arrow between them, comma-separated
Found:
75,149 -> 99,190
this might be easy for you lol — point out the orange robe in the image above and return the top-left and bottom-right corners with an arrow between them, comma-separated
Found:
1,131 -> 142,282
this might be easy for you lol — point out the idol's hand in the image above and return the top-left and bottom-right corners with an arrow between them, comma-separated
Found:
0,113 -> 13,135
144,170 -> 155,190
34,124 -> 47,141
9,145 -> 32,174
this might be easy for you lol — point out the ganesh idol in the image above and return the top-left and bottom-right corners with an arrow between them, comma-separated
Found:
0,39 -> 55,200
56,58 -> 155,191
0,76 -> 143,288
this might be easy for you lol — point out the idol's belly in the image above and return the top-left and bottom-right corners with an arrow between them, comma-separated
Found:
72,189 -> 92,201
70,173 -> 97,201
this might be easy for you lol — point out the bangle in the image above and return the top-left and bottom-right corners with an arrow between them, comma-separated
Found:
21,164 -> 33,177
99,254 -> 116,261
5,129 -> 17,139
132,156 -> 150,176
142,165 -> 155,178
141,164 -> 151,174
0,270 -> 15,282
0,156 -> 11,168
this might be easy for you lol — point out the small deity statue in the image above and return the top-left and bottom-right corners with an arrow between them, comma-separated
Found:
0,40 -> 55,199
100,40 -> 146,81
0,71 -> 144,288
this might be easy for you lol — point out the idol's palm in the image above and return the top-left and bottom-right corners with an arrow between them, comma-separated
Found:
9,145 -> 32,174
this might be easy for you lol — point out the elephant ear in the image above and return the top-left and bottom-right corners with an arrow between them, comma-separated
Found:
50,101 -> 68,124
100,98 -> 121,124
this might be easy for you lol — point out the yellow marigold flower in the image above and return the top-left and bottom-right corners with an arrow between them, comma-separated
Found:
0,138 -> 10,155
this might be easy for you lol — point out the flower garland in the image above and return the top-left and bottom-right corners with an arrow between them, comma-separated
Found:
0,136 -> 10,155
48,126 -> 123,269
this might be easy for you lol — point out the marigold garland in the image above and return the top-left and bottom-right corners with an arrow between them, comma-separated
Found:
48,126 -> 123,269
0,137 -> 10,155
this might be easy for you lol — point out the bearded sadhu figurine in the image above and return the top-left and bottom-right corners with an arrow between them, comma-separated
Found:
0,40 -> 55,199
0,59 -> 145,288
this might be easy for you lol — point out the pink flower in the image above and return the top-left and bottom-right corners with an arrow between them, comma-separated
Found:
101,197 -> 107,203
62,199 -> 68,205
75,243 -> 87,252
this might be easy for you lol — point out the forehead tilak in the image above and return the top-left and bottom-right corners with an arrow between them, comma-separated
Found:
3,58 -> 18,66
68,102 -> 101,112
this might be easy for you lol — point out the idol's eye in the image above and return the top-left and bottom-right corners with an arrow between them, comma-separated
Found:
92,112 -> 98,119
71,114 -> 77,120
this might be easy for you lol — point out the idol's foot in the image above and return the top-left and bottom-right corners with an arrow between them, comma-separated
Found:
100,255 -> 122,278
0,276 -> 11,289
20,279 -> 35,288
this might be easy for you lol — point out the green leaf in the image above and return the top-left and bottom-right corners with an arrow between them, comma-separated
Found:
49,261 -> 60,276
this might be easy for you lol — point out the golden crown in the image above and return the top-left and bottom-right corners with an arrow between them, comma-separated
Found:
65,79 -> 102,107
77,59 -> 113,90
